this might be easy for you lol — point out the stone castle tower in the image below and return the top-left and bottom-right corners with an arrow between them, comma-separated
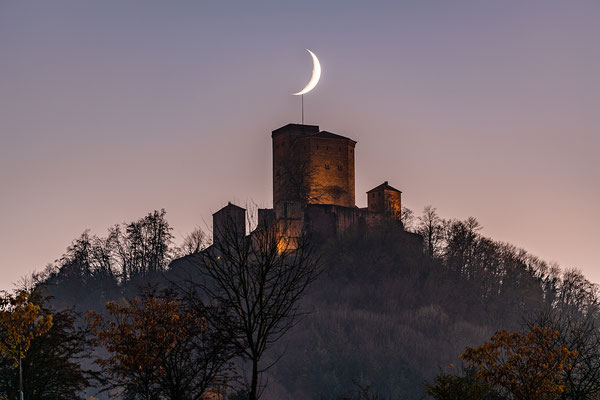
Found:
212,202 -> 246,245
210,122 -> 405,247
272,124 -> 356,208
367,181 -> 402,218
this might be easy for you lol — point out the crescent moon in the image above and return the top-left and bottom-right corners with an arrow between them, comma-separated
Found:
293,49 -> 321,96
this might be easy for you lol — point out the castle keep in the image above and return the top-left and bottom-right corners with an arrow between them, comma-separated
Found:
213,123 -> 404,244
272,124 -> 356,207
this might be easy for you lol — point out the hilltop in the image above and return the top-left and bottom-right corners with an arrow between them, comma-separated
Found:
26,206 -> 597,399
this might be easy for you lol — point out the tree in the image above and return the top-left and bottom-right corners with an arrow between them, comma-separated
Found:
444,217 -> 482,279
554,269 -> 599,312
87,293 -> 234,400
460,326 -> 578,400
155,293 -> 236,400
0,291 -> 94,399
48,231 -> 119,310
528,308 -> 600,399
417,206 -> 445,258
400,206 -> 415,231
112,209 -> 175,282
174,228 -> 208,257
0,290 -> 53,400
183,217 -> 321,400
337,381 -> 385,400
279,153 -> 320,205
425,367 -> 505,400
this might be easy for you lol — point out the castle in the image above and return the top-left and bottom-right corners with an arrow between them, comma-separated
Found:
212,123 -> 405,245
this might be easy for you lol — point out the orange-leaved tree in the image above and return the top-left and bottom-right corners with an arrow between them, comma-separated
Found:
0,290 -> 53,397
87,294 -> 234,400
460,325 -> 577,400
88,296 -> 189,400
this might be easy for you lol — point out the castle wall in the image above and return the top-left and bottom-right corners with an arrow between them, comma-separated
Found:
274,200 -> 304,251
368,185 -> 402,220
304,204 -> 366,238
270,124 -> 413,248
272,124 -> 318,205
305,136 -> 355,208
272,124 -> 356,209
257,208 -> 275,228
368,190 -> 386,213
347,144 -> 355,207
304,205 -> 337,238
250,203 -> 406,247
384,190 -> 402,219
213,204 -> 246,245
365,212 -> 389,229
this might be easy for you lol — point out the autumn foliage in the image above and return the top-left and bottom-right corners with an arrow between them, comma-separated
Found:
424,366 -> 504,400
88,297 -> 187,390
87,295 -> 233,400
460,325 -> 578,399
0,291 -> 53,366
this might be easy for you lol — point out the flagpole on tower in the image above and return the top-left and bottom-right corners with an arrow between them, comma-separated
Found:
301,94 -> 304,124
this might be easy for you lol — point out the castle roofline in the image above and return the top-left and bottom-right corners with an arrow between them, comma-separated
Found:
313,130 -> 356,144
213,202 -> 246,215
367,181 -> 402,194
271,124 -> 356,143
272,123 -> 319,138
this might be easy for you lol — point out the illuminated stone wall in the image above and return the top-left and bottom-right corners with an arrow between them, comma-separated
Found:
272,124 -> 356,208
272,124 -> 318,205
269,124 -> 405,248
385,190 -> 402,219
304,134 -> 355,207
367,182 -> 402,220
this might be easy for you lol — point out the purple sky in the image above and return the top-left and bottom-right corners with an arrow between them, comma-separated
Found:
1,1 -> 599,289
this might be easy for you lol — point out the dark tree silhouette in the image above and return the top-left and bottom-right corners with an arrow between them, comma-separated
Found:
112,209 -> 174,282
182,217 -> 321,400
20,206 -> 600,399
417,206 -> 445,258
400,206 -> 415,231
0,291 -> 93,400
87,292 -> 234,400
527,307 -> 600,399
279,155 -> 320,205
175,228 -> 208,257
425,367 -> 504,400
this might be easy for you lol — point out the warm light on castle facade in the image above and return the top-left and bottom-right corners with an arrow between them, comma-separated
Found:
212,123 -> 404,247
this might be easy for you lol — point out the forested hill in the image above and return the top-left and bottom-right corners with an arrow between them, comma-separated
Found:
28,207 -> 599,399
266,216 -> 597,399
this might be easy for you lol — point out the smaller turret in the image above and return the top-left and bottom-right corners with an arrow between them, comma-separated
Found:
212,202 -> 246,245
367,181 -> 402,220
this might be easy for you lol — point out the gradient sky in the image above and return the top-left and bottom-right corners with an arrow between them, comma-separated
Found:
1,1 -> 599,289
